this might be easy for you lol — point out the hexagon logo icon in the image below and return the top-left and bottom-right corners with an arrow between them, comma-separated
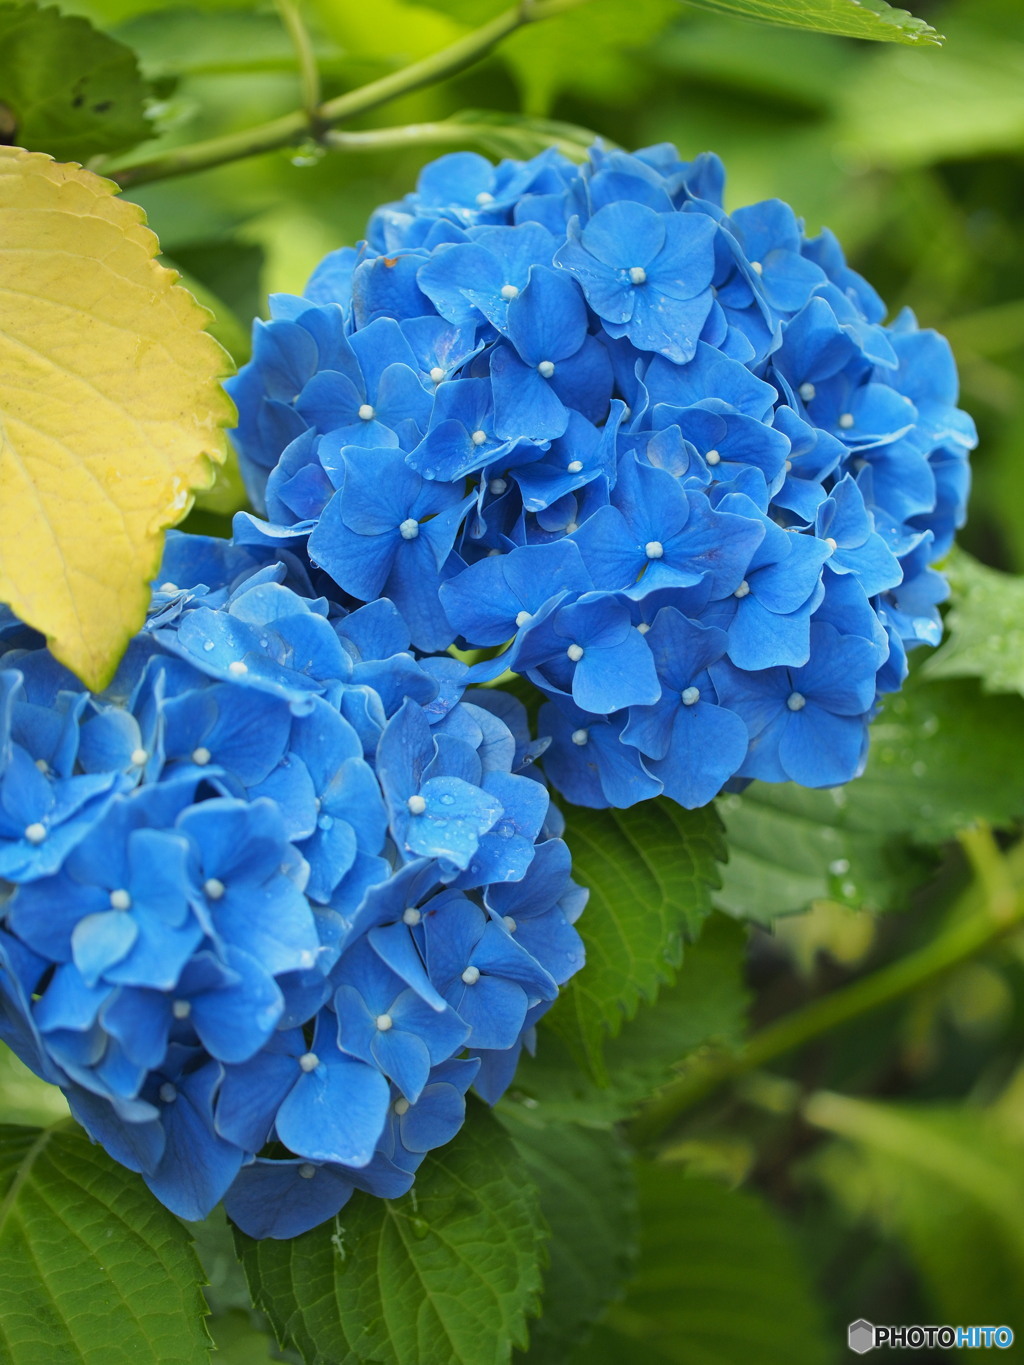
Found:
848,1320 -> 875,1354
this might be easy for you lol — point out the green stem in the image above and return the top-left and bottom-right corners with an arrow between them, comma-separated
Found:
104,0 -> 591,189
631,834 -> 1024,1147
276,0 -> 321,118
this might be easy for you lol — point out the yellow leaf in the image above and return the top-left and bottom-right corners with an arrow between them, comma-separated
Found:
0,146 -> 234,689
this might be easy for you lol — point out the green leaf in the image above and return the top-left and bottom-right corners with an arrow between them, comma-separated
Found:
678,0 -> 941,46
923,548 -> 1024,697
716,674 -> 1024,921
545,800 -> 726,1076
237,1104 -> 547,1365
805,1092 -> 1024,1324
574,1169 -> 829,1365
0,2 -> 151,161
502,1119 -> 637,1364
715,781 -> 930,923
511,915 -> 749,1126
0,1122 -> 209,1364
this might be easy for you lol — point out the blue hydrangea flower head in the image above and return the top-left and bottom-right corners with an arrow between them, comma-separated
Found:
226,140 -> 974,813
0,537 -> 585,1237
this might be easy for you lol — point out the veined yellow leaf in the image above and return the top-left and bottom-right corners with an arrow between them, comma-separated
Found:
0,146 -> 234,688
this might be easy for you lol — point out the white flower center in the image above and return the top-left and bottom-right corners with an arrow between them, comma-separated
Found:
461,965 -> 481,985
429,366 -> 445,383
537,360 -> 555,378
192,746 -> 212,765
500,283 -> 518,301
838,412 -> 855,429
358,403 -> 375,421
109,889 -> 131,911
172,999 -> 191,1020
402,907 -> 421,926
681,686 -> 701,707
645,541 -> 664,560
787,692 -> 807,712
399,518 -> 420,540
204,877 -> 226,900
407,794 -> 427,815
298,1052 -> 320,1072
566,643 -> 584,662
799,382 -> 816,402
228,660 -> 248,676
471,429 -> 487,446
489,478 -> 507,495
567,460 -> 583,473
571,728 -> 589,746
705,449 -> 721,466
734,580 -> 751,599
376,1013 -> 394,1032
628,266 -> 647,285
515,610 -> 531,627
24,823 -> 46,844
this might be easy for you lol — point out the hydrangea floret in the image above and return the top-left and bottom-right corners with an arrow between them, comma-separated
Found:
228,142 -> 975,809
0,535 -> 584,1238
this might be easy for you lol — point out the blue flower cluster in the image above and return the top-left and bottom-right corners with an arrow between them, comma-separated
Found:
229,143 -> 974,807
0,534 -> 584,1238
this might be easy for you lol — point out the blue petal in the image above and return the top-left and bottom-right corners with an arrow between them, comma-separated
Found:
276,1050 -> 390,1167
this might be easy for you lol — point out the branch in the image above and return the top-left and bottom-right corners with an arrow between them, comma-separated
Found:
630,830 -> 1024,1147
104,0 -> 591,189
